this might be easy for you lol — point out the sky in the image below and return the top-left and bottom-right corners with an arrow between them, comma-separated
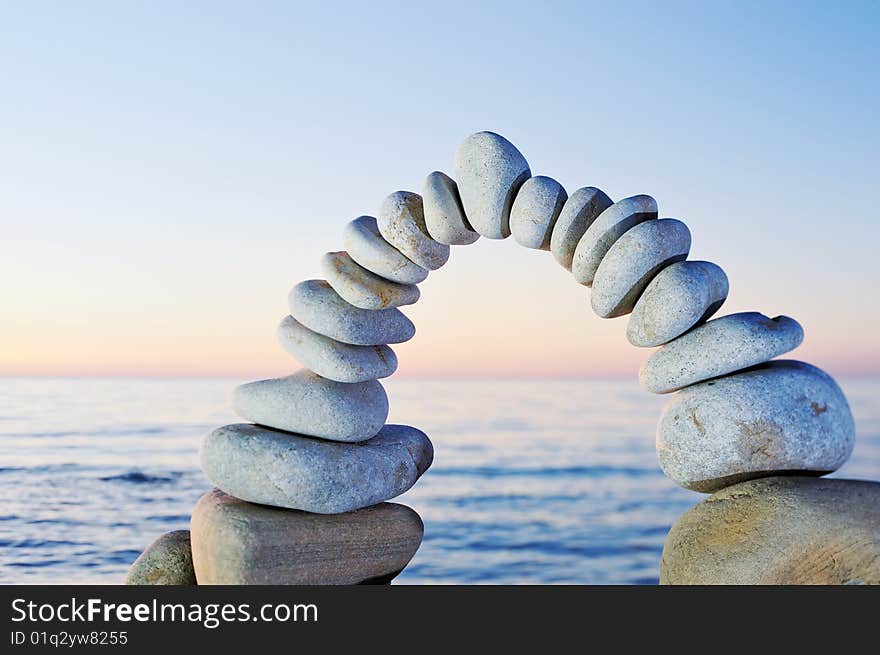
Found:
1,1 -> 878,379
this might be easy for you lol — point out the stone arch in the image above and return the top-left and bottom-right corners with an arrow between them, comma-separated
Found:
135,132 -> 861,584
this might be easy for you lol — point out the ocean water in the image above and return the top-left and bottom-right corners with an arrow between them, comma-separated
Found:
1,377 -> 878,585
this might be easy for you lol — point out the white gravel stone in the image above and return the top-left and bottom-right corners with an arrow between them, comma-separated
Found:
509,176 -> 568,250
453,131 -> 531,239
571,195 -> 658,286
322,251 -> 420,310
233,370 -> 388,442
422,171 -> 480,245
550,187 -> 613,270
591,218 -> 691,318
656,360 -> 855,492
640,312 -> 804,394
289,280 -> 415,346
378,191 -> 450,270
277,315 -> 397,383
627,261 -> 729,347
200,423 -> 434,513
342,215 -> 428,285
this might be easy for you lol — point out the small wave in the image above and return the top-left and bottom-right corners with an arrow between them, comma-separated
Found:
11,426 -> 172,439
0,539 -> 89,549
27,518 -> 84,526
144,514 -> 190,522
100,471 -> 183,484
6,560 -> 67,568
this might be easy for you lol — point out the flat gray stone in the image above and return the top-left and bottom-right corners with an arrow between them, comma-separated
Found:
289,279 -> 415,346
423,171 -> 479,245
378,191 -> 450,270
661,477 -> 880,584
509,175 -> 568,250
200,424 -> 433,514
591,218 -> 691,318
277,315 -> 397,383
342,215 -> 428,285
191,490 -> 423,585
234,370 -> 388,442
125,530 -> 195,585
628,261 -> 728,347
322,251 -> 420,310
550,186 -> 613,270
640,312 -> 804,393
656,360 -> 855,492
453,131 -> 531,239
571,195 -> 658,286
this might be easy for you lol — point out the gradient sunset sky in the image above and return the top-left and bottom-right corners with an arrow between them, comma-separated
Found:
2,1 -> 878,379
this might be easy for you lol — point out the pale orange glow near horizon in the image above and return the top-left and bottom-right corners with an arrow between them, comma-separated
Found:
3,236 -> 878,380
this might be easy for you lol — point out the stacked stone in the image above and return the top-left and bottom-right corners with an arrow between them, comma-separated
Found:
127,130 -> 870,586
187,198 -> 460,583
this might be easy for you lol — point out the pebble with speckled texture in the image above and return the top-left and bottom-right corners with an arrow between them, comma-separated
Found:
550,186 -> 613,270
342,216 -> 428,285
656,360 -> 855,492
509,175 -> 567,250
627,261 -> 728,347
200,424 -> 434,514
378,191 -> 450,270
640,311 -> 804,393
276,315 -> 397,383
125,530 -> 196,585
572,195 -> 658,286
289,280 -> 415,346
322,251 -> 420,310
453,131 -> 531,239
233,370 -> 388,442
422,171 -> 480,246
591,218 -> 691,318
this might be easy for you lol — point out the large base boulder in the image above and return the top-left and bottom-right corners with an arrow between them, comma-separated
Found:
191,489 -> 423,584
661,476 -> 880,584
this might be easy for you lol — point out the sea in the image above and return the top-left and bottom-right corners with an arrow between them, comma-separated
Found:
1,377 -> 878,585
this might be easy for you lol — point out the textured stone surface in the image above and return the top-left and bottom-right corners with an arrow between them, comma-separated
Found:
276,315 -> 397,383
378,191 -> 450,270
422,171 -> 479,245
571,195 -> 658,286
322,251 -> 420,310
125,530 -> 195,585
200,424 -> 433,513
453,131 -> 531,239
191,490 -> 423,585
550,186 -> 613,270
289,279 -> 415,346
342,215 -> 428,285
509,175 -> 567,250
591,218 -> 691,318
627,261 -> 729,347
661,477 -> 880,584
640,312 -> 804,393
656,360 -> 855,492
234,370 -> 388,442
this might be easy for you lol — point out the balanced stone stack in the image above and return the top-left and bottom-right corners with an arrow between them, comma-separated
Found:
127,131 -> 876,585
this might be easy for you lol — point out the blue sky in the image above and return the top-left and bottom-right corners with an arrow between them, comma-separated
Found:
1,1 -> 878,377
